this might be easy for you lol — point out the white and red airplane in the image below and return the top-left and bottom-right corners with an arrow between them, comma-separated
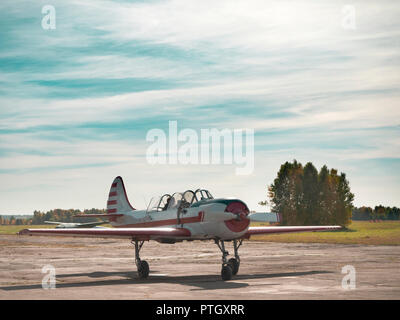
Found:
19,176 -> 341,281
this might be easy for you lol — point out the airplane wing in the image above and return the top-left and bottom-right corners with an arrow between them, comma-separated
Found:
73,213 -> 123,222
44,221 -> 63,225
18,227 -> 191,240
75,221 -> 108,228
243,225 -> 341,239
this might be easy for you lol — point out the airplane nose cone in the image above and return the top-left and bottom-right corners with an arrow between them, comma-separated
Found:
224,201 -> 250,233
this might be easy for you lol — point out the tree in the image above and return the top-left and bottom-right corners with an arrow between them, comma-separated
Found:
268,160 -> 303,225
268,160 -> 354,227
301,162 -> 319,225
334,172 -> 354,226
374,205 -> 386,220
352,206 -> 372,220
318,165 -> 334,224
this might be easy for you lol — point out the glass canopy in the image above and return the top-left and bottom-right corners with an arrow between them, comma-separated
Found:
146,189 -> 213,212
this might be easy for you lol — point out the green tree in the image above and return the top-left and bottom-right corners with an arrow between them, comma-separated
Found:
268,160 -> 303,225
316,165 -> 328,224
333,172 -> 354,226
268,160 -> 353,226
301,162 -> 319,224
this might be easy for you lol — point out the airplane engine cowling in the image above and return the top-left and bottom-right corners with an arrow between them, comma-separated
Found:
224,201 -> 250,233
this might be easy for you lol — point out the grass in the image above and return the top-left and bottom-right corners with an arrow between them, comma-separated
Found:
2,221 -> 400,245
250,221 -> 400,245
0,225 -> 54,235
0,223 -> 114,235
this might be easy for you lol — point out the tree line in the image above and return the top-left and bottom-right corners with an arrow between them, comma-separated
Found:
1,167 -> 398,227
352,206 -> 400,221
0,208 -> 106,225
267,160 -> 354,227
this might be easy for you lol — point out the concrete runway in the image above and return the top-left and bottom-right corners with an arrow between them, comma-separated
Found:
0,235 -> 399,299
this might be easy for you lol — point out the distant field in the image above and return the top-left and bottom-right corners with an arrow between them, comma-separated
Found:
0,225 -> 54,235
250,221 -> 400,245
1,221 -> 400,245
0,224 -> 113,235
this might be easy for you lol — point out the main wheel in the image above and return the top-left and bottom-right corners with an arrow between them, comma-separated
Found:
221,265 -> 233,281
228,258 -> 240,275
137,260 -> 149,279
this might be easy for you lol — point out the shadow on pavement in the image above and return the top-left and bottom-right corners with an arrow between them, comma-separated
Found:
0,270 -> 332,292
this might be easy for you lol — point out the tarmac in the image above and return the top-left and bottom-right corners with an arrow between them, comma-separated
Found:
0,234 -> 399,299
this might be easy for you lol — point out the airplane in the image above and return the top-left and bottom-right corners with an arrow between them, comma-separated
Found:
19,176 -> 341,281
44,221 -> 108,229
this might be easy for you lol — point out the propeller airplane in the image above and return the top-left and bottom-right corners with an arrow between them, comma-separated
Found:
19,176 -> 341,281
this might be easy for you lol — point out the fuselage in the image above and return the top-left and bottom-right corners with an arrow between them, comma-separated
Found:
109,198 -> 250,241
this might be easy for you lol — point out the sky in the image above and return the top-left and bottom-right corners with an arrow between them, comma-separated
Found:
0,0 -> 399,214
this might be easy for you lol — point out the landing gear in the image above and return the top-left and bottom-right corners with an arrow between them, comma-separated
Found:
133,240 -> 149,279
230,239 -> 242,275
138,260 -> 149,279
221,264 -> 233,281
228,258 -> 239,275
215,239 -> 243,281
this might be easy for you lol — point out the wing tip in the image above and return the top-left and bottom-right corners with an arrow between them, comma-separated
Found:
18,229 -> 30,235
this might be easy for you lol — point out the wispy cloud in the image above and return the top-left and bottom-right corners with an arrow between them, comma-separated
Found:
1,0 -> 399,213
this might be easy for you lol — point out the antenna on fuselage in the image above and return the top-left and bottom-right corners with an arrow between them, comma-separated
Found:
141,194 -> 149,209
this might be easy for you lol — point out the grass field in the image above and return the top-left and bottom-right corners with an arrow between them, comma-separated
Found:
1,221 -> 399,245
0,225 -> 54,235
250,221 -> 400,245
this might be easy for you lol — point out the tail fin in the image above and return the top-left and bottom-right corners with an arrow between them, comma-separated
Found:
248,212 -> 282,223
107,176 -> 136,214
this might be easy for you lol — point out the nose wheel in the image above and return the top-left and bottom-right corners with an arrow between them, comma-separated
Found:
215,239 -> 243,281
133,240 -> 149,279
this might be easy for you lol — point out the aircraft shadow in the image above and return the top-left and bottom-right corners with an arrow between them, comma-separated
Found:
0,270 -> 332,292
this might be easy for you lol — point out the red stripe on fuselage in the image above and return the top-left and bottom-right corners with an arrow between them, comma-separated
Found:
107,200 -> 117,205
109,192 -> 117,197
115,212 -> 203,228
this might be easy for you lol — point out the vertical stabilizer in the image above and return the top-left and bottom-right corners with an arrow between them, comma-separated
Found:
107,176 -> 136,214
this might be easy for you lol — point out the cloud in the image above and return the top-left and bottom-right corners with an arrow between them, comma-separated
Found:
0,0 -> 399,212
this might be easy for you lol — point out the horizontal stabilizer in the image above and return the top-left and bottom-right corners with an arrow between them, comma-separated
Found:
73,214 -> 123,218
44,221 -> 62,225
248,212 -> 281,223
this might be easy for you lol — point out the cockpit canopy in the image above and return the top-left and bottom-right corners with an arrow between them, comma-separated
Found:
147,189 -> 213,212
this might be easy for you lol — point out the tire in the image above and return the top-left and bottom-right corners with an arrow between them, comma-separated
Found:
221,265 -> 233,281
228,258 -> 240,275
138,260 -> 149,279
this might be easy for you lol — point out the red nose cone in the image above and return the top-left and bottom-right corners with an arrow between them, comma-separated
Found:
224,201 -> 250,233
